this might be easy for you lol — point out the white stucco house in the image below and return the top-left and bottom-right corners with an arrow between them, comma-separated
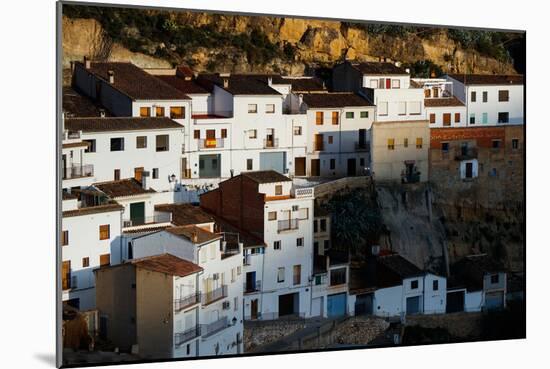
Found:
61,189 -> 123,310
200,170 -> 315,320
412,78 -> 467,128
445,74 -> 524,126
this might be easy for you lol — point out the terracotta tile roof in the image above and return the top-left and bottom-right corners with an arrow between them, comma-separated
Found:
196,74 -> 281,95
63,87 -> 111,118
62,141 -> 90,149
122,226 -> 170,235
450,254 -> 506,291
94,178 -> 156,198
155,75 -> 210,94
378,254 -> 423,279
62,202 -> 124,217
76,61 -> 191,100
350,62 -> 409,75
166,225 -> 221,244
131,253 -> 202,277
301,92 -> 374,108
155,203 -> 214,226
424,96 -> 465,107
242,170 -> 291,184
64,117 -> 183,133
262,75 -> 326,92
447,74 -> 524,85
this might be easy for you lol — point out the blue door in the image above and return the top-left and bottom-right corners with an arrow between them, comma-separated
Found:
327,293 -> 347,318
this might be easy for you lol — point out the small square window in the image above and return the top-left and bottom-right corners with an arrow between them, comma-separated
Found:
268,211 -> 277,221
360,111 -> 369,118
275,185 -> 282,195
498,90 -> 509,102
152,168 -> 159,179
84,139 -> 96,153
155,106 -> 165,117
248,104 -> 258,113
274,241 -> 281,250
498,112 -> 509,124
345,111 -> 354,119
266,104 -> 275,113
249,129 -> 257,139
293,126 -> 302,135
156,135 -> 169,152
441,142 -> 449,152
110,137 -> 124,151
328,136 -> 334,144
82,257 -> 89,268
492,140 -> 502,149
139,107 -> 151,117
136,136 -> 147,149
296,238 -> 304,247
170,106 -> 185,119
469,114 -> 475,124
411,280 -> 418,289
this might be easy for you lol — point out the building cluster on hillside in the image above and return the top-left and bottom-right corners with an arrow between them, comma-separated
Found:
61,57 -> 524,357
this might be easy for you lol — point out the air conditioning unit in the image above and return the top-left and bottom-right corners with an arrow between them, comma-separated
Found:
222,301 -> 231,310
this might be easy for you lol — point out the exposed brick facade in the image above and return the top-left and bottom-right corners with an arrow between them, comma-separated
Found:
200,175 -> 266,238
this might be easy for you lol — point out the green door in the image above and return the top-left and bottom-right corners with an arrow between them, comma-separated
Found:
130,202 -> 145,226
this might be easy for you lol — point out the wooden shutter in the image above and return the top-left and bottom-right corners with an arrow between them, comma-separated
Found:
316,112 -> 323,125
455,113 -> 461,123
99,224 -> 110,240
62,261 -> 71,290
332,111 -> 339,125
134,167 -> 144,182
429,114 -> 436,124
443,113 -> 451,126
100,254 -> 111,267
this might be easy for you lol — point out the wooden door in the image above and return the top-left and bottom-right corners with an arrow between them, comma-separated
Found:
311,159 -> 320,176
314,134 -> 323,151
134,167 -> 144,182
295,157 -> 306,176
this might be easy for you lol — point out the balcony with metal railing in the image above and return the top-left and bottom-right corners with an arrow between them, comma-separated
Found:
201,316 -> 229,338
278,219 -> 299,233
198,138 -> 225,149
174,326 -> 201,346
62,164 -> 94,180
244,280 -> 261,294
355,141 -> 370,152
263,138 -> 279,149
174,293 -> 200,312
122,212 -> 172,228
455,147 -> 478,161
202,285 -> 228,306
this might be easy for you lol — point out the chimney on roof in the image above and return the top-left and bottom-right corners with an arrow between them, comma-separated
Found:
395,61 -> 401,67
405,68 -> 410,74
141,171 -> 149,189
84,56 -> 91,70
192,231 -> 198,243
223,78 -> 229,89
99,109 -> 106,118
267,77 -> 273,86
108,70 -> 115,84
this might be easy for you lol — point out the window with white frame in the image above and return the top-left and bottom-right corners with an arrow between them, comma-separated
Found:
397,101 -> 407,115
392,79 -> 401,89
266,104 -> 275,113
277,267 -> 285,283
248,104 -> 258,113
378,102 -> 388,116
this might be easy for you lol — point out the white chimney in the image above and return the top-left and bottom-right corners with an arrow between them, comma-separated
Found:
99,109 -> 106,118
84,56 -> 91,70
141,171 -> 150,189
267,77 -> 273,86
108,70 -> 115,84
405,68 -> 411,74
223,78 -> 229,88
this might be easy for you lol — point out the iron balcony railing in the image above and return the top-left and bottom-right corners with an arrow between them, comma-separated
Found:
263,138 -> 279,148
122,212 -> 172,228
174,326 -> 201,346
355,141 -> 370,151
278,219 -> 299,232
244,280 -> 261,293
202,285 -> 228,305
455,147 -> 478,161
62,164 -> 94,180
174,293 -> 200,312
198,138 -> 225,149
201,316 -> 229,338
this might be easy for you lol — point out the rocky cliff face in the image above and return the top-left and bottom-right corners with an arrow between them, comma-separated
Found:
62,12 -> 518,75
